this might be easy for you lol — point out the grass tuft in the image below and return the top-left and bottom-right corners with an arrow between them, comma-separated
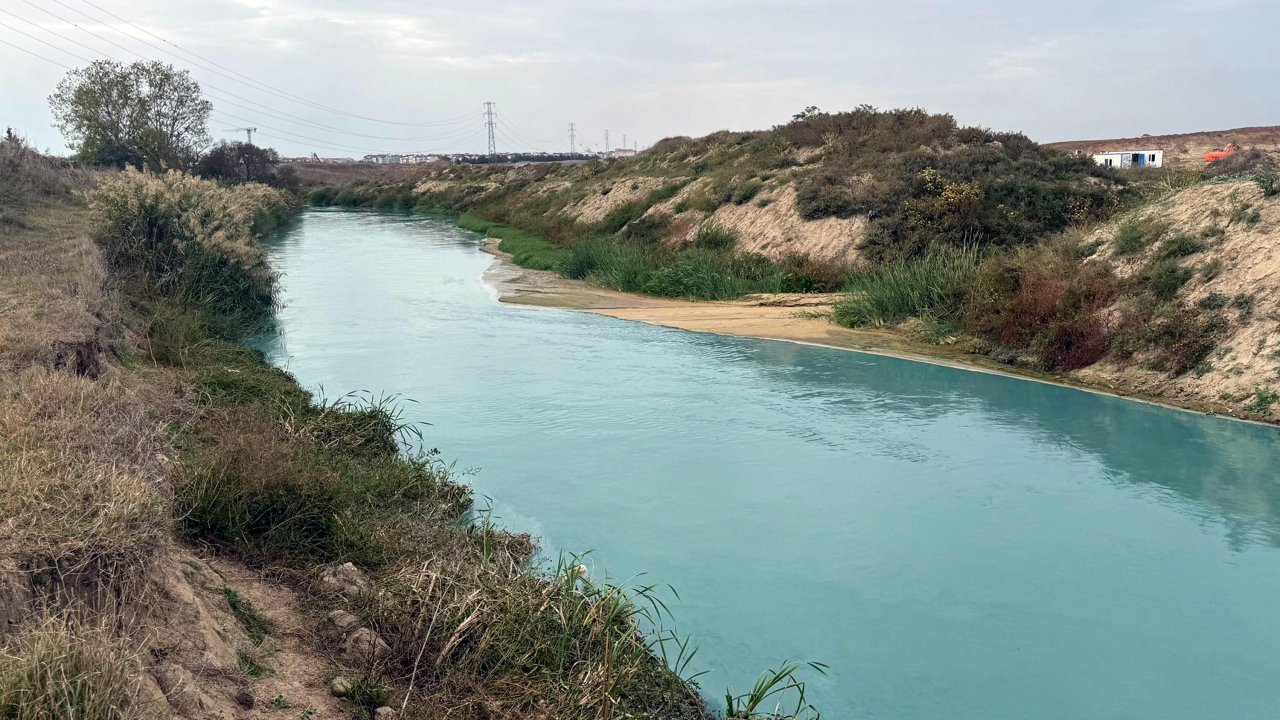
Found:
834,244 -> 979,327
0,616 -> 139,720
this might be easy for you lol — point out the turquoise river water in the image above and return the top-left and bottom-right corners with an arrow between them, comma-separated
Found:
255,209 -> 1280,719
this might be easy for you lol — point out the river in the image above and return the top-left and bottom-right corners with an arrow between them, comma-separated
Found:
254,209 -> 1280,719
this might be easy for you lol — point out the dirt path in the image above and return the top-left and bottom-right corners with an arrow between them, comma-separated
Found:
208,558 -> 349,719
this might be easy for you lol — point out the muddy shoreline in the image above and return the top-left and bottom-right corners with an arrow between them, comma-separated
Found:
480,240 -> 1277,427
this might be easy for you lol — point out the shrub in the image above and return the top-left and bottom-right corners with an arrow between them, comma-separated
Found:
1140,259 -> 1194,302
1135,306 -> 1226,376
622,213 -> 671,245
834,244 -> 980,327
90,169 -> 295,330
964,240 -> 1119,370
692,221 -> 737,250
1201,258 -> 1224,280
1202,148 -> 1271,178
1246,387 -> 1278,414
1257,165 -> 1280,197
795,176 -> 858,220
1198,292 -> 1228,310
731,179 -> 764,205
1157,233 -> 1205,260
1113,218 -> 1166,255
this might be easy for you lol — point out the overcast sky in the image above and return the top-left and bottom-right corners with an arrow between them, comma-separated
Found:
1,0 -> 1276,157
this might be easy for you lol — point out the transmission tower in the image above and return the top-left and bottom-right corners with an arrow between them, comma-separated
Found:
622,133 -> 627,150
605,129 -> 610,153
568,123 -> 577,154
484,102 -> 497,156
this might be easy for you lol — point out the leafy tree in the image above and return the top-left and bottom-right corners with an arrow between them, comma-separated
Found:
792,105 -> 822,122
196,141 -> 284,185
49,60 -> 211,169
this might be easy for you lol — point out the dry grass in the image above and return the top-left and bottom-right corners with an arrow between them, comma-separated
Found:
0,369 -> 170,576
0,130 -> 94,210
0,206 -> 109,374
0,614 -> 141,719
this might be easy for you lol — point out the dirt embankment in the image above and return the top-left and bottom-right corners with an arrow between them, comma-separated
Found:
1076,180 -> 1280,419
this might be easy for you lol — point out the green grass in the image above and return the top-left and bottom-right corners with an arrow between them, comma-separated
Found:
692,221 -> 737,250
458,213 -> 570,270
224,588 -> 273,645
834,244 -> 980,327
1246,387 -> 1278,414
1156,233 -> 1205,260
1113,218 -> 1166,255
1140,259 -> 1194,302
560,236 -> 799,300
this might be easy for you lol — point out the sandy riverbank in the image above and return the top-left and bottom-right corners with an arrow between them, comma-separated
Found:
480,240 -> 1272,425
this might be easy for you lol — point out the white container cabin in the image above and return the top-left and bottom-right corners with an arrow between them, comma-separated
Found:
1092,149 -> 1163,169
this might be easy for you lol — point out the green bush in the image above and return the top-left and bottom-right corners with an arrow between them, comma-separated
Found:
731,179 -> 764,205
692,221 -> 737,250
834,244 -> 980,327
1197,292 -> 1228,310
1157,233 -> 1205,260
1140,259 -> 1194,301
795,177 -> 858,220
1113,218 -> 1166,255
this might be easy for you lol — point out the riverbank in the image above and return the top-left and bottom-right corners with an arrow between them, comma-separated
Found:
482,239 -> 1276,426
0,141 -> 725,719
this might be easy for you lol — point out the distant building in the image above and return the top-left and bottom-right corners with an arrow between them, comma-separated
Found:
1092,149 -> 1163,169
607,148 -> 637,159
404,154 -> 443,164
362,153 -> 404,164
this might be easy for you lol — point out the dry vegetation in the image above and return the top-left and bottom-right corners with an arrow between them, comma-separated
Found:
0,135 -> 770,719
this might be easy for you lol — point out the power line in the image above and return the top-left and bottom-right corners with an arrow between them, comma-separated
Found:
3,5 -> 483,149
0,18 -> 94,65
0,35 -> 74,70
33,0 -> 472,128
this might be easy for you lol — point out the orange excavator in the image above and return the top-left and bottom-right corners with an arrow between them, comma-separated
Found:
1205,143 -> 1240,164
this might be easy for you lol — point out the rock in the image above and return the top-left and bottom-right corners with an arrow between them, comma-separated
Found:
340,627 -> 391,665
327,609 -> 361,632
152,662 -> 219,716
234,688 -> 256,709
319,562 -> 369,597
374,707 -> 398,720
329,676 -> 353,698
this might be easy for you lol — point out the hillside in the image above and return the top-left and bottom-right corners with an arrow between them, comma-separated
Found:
297,107 -> 1280,423
1047,125 -> 1280,166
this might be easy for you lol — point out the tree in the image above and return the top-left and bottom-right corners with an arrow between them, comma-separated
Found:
195,141 -> 282,185
49,60 -> 211,170
792,106 -> 822,122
